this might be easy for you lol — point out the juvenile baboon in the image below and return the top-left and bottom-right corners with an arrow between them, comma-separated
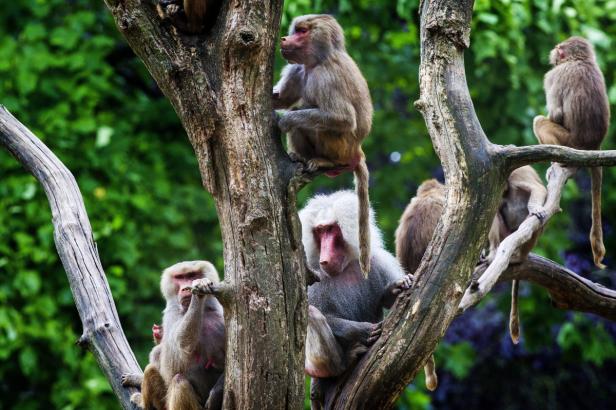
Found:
274,14 -> 374,276
300,191 -> 413,408
395,179 -> 447,391
395,179 -> 446,275
122,261 -> 225,410
533,36 -> 610,269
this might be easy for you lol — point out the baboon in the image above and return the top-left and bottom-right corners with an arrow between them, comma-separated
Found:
122,261 -> 225,409
274,14 -> 374,276
300,191 -> 413,408
487,166 -> 547,344
533,36 -> 610,269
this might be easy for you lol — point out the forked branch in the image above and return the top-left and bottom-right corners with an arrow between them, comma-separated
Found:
459,163 -> 576,311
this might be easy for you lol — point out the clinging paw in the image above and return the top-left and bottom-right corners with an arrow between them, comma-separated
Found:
366,321 -> 383,345
306,159 -> 321,173
392,273 -> 414,295
121,372 -> 142,388
288,151 -> 305,163
530,209 -> 547,222
183,278 -> 215,296
157,0 -> 182,19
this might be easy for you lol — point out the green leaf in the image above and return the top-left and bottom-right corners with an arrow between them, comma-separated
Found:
440,342 -> 476,379
50,27 -> 80,49
19,347 -> 37,376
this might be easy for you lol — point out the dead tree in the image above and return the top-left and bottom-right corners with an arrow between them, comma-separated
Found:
2,1 -> 616,409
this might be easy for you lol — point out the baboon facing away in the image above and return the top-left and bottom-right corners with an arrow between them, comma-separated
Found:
487,166 -> 547,344
533,36 -> 610,269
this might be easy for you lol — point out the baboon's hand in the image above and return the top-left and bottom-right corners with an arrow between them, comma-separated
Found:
366,321 -> 383,345
392,273 -> 414,295
121,373 -> 142,388
183,278 -> 215,296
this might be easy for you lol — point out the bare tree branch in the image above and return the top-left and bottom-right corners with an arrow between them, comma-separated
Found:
499,144 -> 616,169
0,106 -> 140,410
459,163 -> 576,311
463,254 -> 616,321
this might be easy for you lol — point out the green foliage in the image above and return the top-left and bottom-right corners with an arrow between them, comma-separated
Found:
439,342 -> 477,380
396,384 -> 431,410
0,1 -> 219,408
1,0 -> 615,409
557,314 -> 616,365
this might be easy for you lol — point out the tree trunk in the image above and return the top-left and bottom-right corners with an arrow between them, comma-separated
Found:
102,1 -> 307,408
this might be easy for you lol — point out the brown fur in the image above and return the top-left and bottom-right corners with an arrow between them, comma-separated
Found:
140,364 -> 167,410
509,279 -> 520,346
395,179 -> 446,275
184,0 -> 207,33
533,36 -> 609,269
487,166 -> 547,344
122,261 -> 225,410
167,374 -> 201,410
487,166 -> 547,263
156,0 -> 219,34
274,14 -> 374,275
424,355 -> 438,391
394,179 -> 446,391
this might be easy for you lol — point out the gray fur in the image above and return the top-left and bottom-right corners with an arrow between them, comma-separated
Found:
300,191 -> 410,406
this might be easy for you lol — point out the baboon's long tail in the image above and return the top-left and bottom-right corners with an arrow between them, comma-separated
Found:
590,167 -> 606,269
354,154 -> 371,277
424,355 -> 438,391
509,279 -> 520,345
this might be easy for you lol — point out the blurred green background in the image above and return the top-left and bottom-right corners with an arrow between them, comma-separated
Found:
1,0 -> 616,409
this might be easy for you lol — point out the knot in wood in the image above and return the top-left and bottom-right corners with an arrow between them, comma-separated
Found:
76,334 -> 90,349
424,12 -> 471,49
240,30 -> 256,44
118,15 -> 135,31
235,29 -> 259,49
469,280 -> 479,292
414,99 -> 428,113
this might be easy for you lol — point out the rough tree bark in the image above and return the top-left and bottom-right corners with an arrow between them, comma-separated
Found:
101,1 -> 309,409
325,1 -> 616,409
3,1 -> 616,409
